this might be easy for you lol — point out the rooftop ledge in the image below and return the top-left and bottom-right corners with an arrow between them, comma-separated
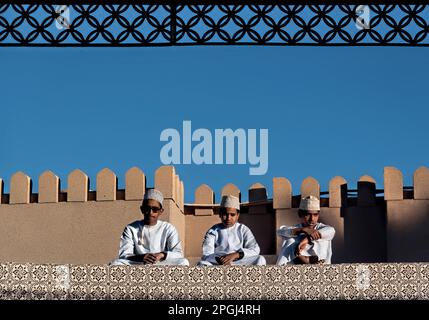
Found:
1,262 -> 428,300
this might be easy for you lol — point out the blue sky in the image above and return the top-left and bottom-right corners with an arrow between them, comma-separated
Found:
0,45 -> 428,202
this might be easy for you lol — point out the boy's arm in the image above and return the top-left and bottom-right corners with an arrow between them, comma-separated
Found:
278,225 -> 319,238
163,225 -> 184,260
240,226 -> 261,258
201,230 -> 218,262
277,225 -> 303,238
118,226 -> 135,259
317,225 -> 336,241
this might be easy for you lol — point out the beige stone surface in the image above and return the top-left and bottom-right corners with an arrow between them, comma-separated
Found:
96,168 -> 117,201
179,180 -> 184,212
194,184 -> 214,216
0,201 -> 142,264
185,214 -> 220,258
360,175 -> 376,184
414,166 -> 429,200
320,208 -> 345,264
273,177 -> 291,209
155,166 -> 175,199
125,167 -> 145,201
166,200 -> 186,254
39,171 -> 59,203
10,172 -> 31,204
0,178 -> 3,204
329,176 -> 347,208
221,183 -> 240,200
67,169 -> 88,202
175,175 -> 180,208
384,167 -> 403,201
300,177 -> 320,199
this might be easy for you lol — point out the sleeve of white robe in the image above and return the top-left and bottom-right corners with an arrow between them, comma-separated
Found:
118,226 -> 135,259
201,229 -> 217,262
164,224 -> 185,260
241,225 -> 260,258
318,224 -> 336,241
277,225 -> 297,238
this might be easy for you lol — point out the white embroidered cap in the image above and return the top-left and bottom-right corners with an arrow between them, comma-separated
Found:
220,195 -> 240,210
144,189 -> 164,207
299,195 -> 320,211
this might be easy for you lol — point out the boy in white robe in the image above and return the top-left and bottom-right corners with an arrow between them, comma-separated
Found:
110,189 -> 189,266
198,195 -> 266,266
277,195 -> 335,265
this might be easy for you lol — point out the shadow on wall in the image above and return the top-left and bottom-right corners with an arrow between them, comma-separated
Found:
343,179 -> 387,263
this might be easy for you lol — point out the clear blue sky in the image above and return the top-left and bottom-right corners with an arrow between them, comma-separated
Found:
0,46 -> 428,202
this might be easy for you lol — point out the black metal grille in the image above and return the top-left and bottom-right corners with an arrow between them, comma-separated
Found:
1,4 -> 429,46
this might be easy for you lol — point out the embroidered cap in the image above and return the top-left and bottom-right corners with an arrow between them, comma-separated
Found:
220,195 -> 240,210
144,189 -> 164,207
299,195 -> 320,211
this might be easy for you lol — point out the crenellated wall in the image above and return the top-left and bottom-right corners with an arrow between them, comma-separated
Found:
0,166 -> 428,265
0,166 -> 185,265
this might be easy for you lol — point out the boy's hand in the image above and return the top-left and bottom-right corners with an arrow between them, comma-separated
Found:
154,252 -> 166,261
299,228 -> 321,241
128,253 -> 165,264
142,253 -> 159,264
218,252 -> 240,265
301,227 -> 316,235
309,230 -> 322,241
295,237 -> 309,256
127,254 -> 145,262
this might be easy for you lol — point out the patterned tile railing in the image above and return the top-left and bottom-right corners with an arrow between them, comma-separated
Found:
0,262 -> 428,300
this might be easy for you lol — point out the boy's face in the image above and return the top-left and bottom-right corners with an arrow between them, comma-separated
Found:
301,210 -> 320,228
220,207 -> 239,228
141,199 -> 163,225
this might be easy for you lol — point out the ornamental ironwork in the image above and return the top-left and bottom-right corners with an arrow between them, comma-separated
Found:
0,3 -> 428,46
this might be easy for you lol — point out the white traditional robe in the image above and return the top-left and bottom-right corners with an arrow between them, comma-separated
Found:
198,223 -> 266,266
276,222 -> 335,265
110,220 -> 189,266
